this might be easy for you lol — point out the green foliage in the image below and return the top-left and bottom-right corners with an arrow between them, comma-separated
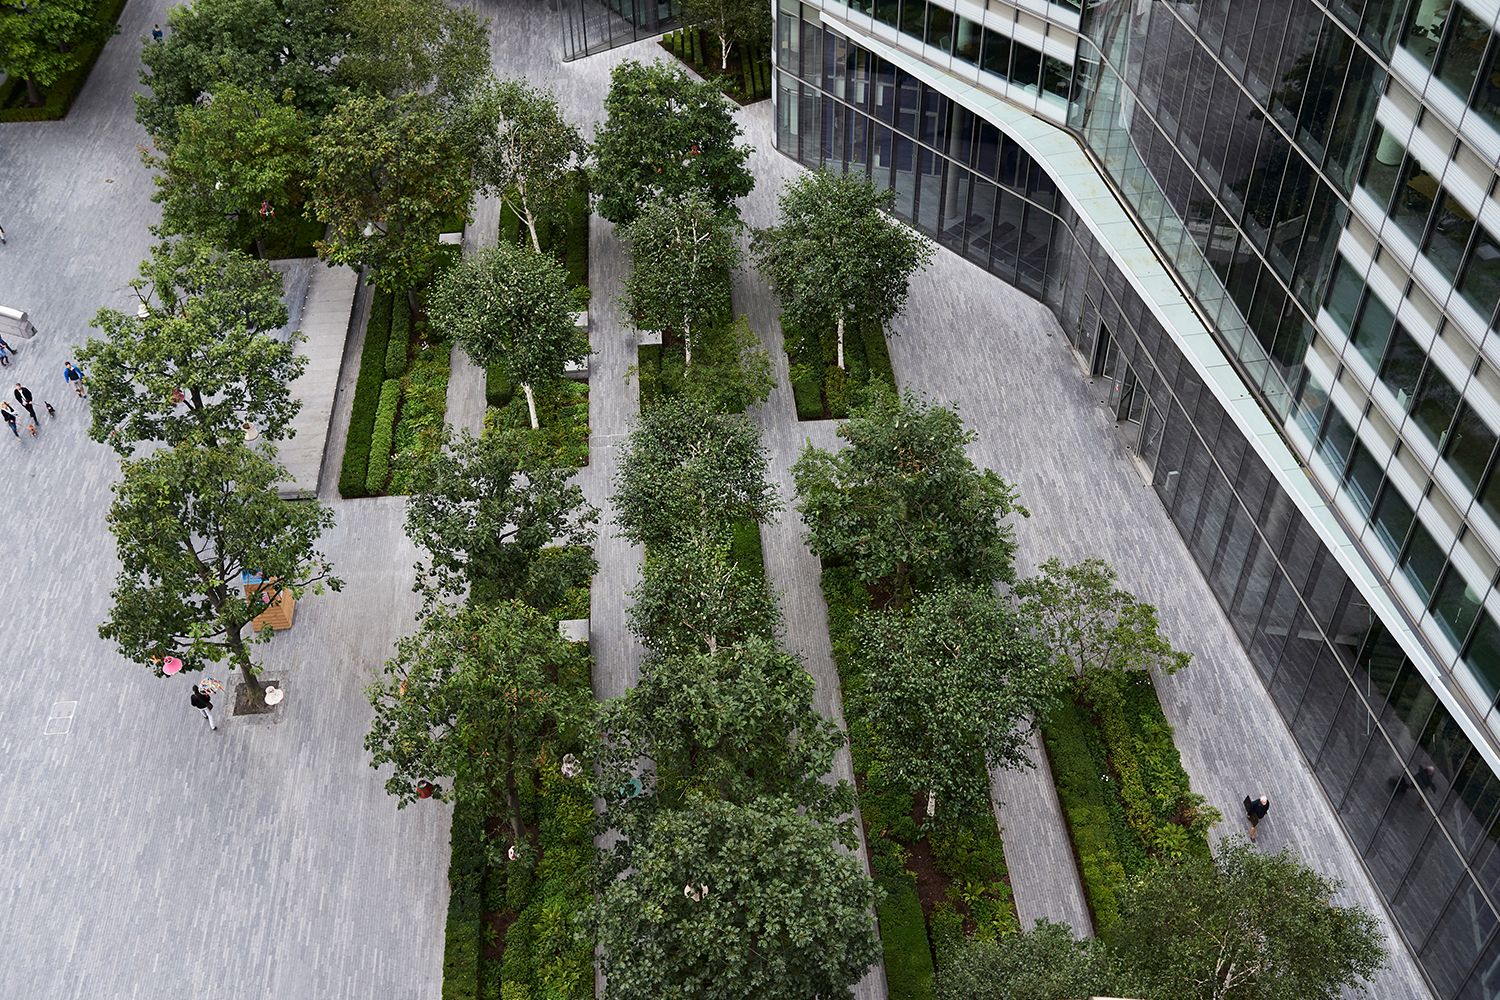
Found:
596,795 -> 880,1000
0,0 -> 122,121
627,540 -> 780,657
869,845 -> 937,1000
339,289 -> 394,498
499,169 -> 590,295
365,378 -> 402,495
613,396 -> 779,548
483,379 -> 590,467
936,920 -> 1113,1000
385,297 -> 412,378
337,0 -> 487,104
1041,696 -> 1129,930
1111,840 -> 1386,1000
388,357 -> 450,495
484,362 -> 513,409
80,238 -> 301,455
100,440 -> 340,680
590,59 -> 754,226
793,389 -> 1027,604
635,315 -> 772,416
728,517 -> 766,585
783,312 -> 895,419
471,78 -> 587,256
441,796 -> 488,1000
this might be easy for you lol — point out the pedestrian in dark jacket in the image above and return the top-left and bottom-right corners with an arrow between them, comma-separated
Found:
190,685 -> 217,731
13,383 -> 37,425
1244,794 -> 1271,842
0,401 -> 16,438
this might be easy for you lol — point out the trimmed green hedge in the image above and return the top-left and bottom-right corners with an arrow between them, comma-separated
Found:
0,0 -> 125,122
485,363 -> 512,409
338,289 -> 394,498
784,315 -> 895,420
728,517 -> 767,586
498,171 -> 590,299
871,845 -> 937,1000
386,297 -> 412,379
365,378 -> 402,495
441,796 -> 487,1000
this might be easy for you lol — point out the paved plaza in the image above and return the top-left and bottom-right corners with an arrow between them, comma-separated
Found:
0,0 -> 1435,998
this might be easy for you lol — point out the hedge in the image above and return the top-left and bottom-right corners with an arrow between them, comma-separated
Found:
659,29 -> 772,106
338,289 -> 394,498
0,0 -> 126,123
365,378 -> 402,495
784,315 -> 896,420
388,356 -> 450,495
483,380 -> 589,468
871,845 -> 937,1000
386,297 -> 412,379
485,363 -> 513,409
441,796 -> 488,1000
728,517 -> 767,587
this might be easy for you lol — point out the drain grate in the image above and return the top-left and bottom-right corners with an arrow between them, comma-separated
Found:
43,701 -> 76,736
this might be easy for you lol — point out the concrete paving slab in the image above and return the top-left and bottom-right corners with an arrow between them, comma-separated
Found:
279,264 -> 357,498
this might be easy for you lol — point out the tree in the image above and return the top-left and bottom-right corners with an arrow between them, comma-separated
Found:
1014,556 -> 1191,704
613,397 -> 779,548
80,238 -> 302,455
937,920 -> 1113,1000
99,440 -> 339,704
792,389 -> 1026,604
426,239 -> 583,430
308,92 -> 476,304
471,78 -> 587,254
403,429 -> 598,607
136,0 -> 348,141
337,0 -> 487,105
851,586 -> 1061,815
621,191 -> 742,366
145,84 -> 313,253
682,0 -> 769,70
0,0 -> 115,106
591,59 -> 754,227
674,315 -> 773,415
365,600 -> 589,848
597,795 -> 879,1000
627,538 -> 780,655
753,170 -> 932,369
1111,840 -> 1385,1000
600,637 -> 847,821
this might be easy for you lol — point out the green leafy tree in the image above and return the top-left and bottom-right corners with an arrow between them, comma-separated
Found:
427,239 -> 583,430
678,315 -> 773,414
937,919 -> 1114,1000
1111,840 -> 1385,1000
0,0 -> 115,105
851,586 -> 1061,815
792,389 -> 1026,604
613,397 -> 779,548
600,637 -> 848,821
627,537 -> 780,655
337,0 -> 487,104
403,429 -> 598,607
145,84 -> 313,252
471,77 -> 587,254
753,170 -> 932,369
591,59 -> 754,226
622,191 -> 742,366
597,795 -> 879,1000
1014,556 -> 1191,704
682,0 -> 770,70
308,92 -> 475,305
365,600 -> 589,849
100,440 -> 339,704
80,238 -> 302,455
136,0 -> 348,141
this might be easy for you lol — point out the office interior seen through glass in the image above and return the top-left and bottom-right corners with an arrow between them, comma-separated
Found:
773,0 -> 1500,996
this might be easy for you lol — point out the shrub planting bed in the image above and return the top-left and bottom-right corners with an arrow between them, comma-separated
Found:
659,28 -> 771,105
1040,673 -> 1216,935
783,315 -> 896,420
498,170 -> 590,298
338,289 -> 395,498
0,0 -> 127,122
484,380 -> 589,468
253,212 -> 325,259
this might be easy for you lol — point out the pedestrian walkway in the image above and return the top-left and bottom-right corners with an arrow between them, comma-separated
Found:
444,190 -> 501,437
279,263 -> 358,498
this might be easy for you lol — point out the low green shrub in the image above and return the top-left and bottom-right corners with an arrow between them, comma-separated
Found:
387,359 -> 450,494
386,297 -> 412,379
365,378 -> 402,495
338,289 -> 394,498
485,363 -> 513,409
484,380 -> 589,468
728,517 -> 767,585
783,315 -> 895,420
441,796 -> 487,1000
871,844 -> 937,1000
254,212 -> 324,259
0,0 -> 125,123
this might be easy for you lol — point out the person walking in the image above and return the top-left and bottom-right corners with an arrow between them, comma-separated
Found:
0,342 -> 10,368
151,23 -> 163,42
13,383 -> 37,426
63,361 -> 86,397
0,401 -> 17,438
190,684 -> 217,730
0,224 -> 7,245
1243,794 -> 1271,842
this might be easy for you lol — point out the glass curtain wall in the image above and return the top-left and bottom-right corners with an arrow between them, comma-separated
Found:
559,0 -> 680,60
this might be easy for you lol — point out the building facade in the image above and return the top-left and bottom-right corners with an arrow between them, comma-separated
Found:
771,1 -> 1500,996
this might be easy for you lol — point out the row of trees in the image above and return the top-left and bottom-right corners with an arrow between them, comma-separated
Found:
0,0 -> 117,106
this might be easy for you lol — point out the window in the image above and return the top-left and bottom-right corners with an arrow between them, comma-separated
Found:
1455,225 -> 1500,325
1390,155 -> 1437,246
1325,258 -> 1363,330
1443,401 -> 1497,492
1318,404 -> 1357,470
1042,56 -> 1072,101
1349,291 -> 1396,368
1424,189 -> 1475,283
874,0 -> 899,27
1379,324 -> 1425,409
1372,483 -> 1416,556
925,3 -> 953,51
1359,125 -> 1403,211
1403,0 -> 1445,67
1473,32 -> 1500,133
980,27 -> 1011,80
1461,612 -> 1500,702
1399,521 -> 1446,599
1411,363 -> 1461,443
900,0 -> 925,39
1431,566 -> 1484,645
954,17 -> 981,66
1435,4 -> 1489,103
1345,441 -> 1386,514
1010,39 -> 1042,92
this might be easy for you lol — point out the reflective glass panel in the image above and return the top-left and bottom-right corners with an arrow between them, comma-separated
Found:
1379,324 -> 1425,409
1432,566 -> 1484,645
1444,401 -> 1497,493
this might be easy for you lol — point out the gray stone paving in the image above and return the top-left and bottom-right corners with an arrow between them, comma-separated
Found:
279,263 -> 357,498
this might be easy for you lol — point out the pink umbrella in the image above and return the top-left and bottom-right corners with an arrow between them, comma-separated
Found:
162,656 -> 183,675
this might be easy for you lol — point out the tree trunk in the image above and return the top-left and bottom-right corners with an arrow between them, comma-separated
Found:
683,317 -> 692,367
505,725 -> 524,847
24,78 -> 42,107
720,34 -> 731,70
836,314 -> 847,370
228,624 -> 264,707
407,286 -> 420,316
522,382 -> 539,430
518,185 -> 543,254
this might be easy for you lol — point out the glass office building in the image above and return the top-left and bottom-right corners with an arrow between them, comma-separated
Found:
772,0 -> 1500,995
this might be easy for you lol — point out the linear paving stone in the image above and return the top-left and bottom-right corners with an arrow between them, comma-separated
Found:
279,263 -> 357,498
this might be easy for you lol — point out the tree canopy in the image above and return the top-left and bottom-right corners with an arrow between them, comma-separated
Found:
753,169 -> 932,369
936,920 -> 1114,1000
0,0 -> 116,105
1111,840 -> 1385,1000
792,389 -> 1025,604
427,239 -> 584,430
471,77 -> 587,254
613,397 -> 779,548
99,440 -> 339,698
597,795 -> 879,1000
337,0 -> 487,104
682,0 -> 771,71
81,238 -> 302,454
627,537 -> 781,656
591,59 -> 754,226
403,429 -> 598,608
851,586 -> 1061,814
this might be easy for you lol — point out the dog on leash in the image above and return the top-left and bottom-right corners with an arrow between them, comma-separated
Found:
44,401 -> 55,418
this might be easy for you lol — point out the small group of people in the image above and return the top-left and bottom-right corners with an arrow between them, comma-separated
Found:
0,363 -> 86,439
